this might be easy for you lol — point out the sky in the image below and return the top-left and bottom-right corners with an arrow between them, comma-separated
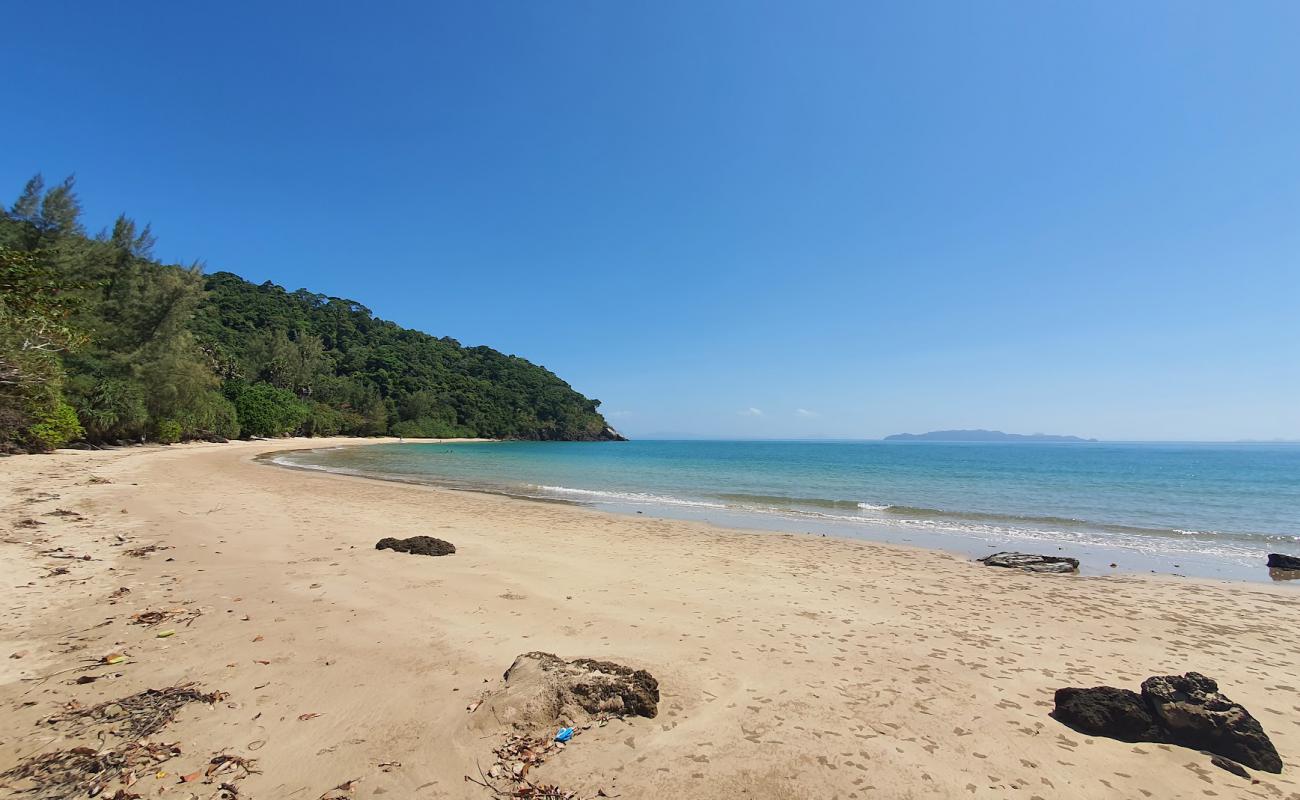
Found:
4,1 -> 1298,441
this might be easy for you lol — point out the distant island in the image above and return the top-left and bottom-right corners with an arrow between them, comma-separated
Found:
884,429 -> 1097,443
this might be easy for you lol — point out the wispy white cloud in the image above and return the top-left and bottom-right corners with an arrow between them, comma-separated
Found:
795,408 -> 818,418
740,407 -> 764,417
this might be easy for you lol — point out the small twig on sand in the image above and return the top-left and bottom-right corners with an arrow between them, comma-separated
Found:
318,776 -> 363,799
20,660 -> 105,687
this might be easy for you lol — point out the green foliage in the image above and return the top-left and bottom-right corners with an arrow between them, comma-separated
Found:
0,245 -> 87,357
190,392 -> 241,439
5,174 -> 84,247
0,174 -> 616,451
72,377 -> 148,440
230,382 -> 308,437
153,418 -> 182,444
26,399 -> 84,451
300,400 -> 345,436
0,244 -> 88,450
192,274 -> 613,440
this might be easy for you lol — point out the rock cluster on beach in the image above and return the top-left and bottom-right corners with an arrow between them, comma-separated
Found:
1054,672 -> 1282,773
474,652 -> 659,734
978,551 -> 1080,574
374,535 -> 456,556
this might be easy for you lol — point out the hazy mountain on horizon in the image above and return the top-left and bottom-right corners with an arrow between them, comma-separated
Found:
884,429 -> 1097,443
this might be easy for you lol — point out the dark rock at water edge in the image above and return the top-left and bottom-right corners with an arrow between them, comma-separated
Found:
375,536 -> 456,557
978,552 -> 1080,573
1267,553 -> 1300,570
1053,672 -> 1283,774
1053,686 -> 1164,742
1141,672 -> 1282,773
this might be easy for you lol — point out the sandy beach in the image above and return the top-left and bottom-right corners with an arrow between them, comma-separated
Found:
2,439 -> 1297,800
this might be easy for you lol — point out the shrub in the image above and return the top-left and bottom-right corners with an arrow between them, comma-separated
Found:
26,400 -> 84,451
232,382 -> 308,437
206,394 -> 241,439
301,401 -> 344,436
74,377 -> 148,441
153,418 -> 182,444
391,416 -> 473,439
178,391 -> 240,440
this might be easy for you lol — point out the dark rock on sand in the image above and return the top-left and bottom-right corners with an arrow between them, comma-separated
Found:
565,657 -> 660,718
1267,553 -> 1300,570
1053,686 -> 1164,742
978,552 -> 1080,573
1141,672 -> 1282,773
1053,673 -> 1283,774
478,652 -> 659,733
374,536 -> 456,557
1211,755 -> 1251,779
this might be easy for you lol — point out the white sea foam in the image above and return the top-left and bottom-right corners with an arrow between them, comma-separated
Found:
535,485 -> 727,509
856,502 -> 891,511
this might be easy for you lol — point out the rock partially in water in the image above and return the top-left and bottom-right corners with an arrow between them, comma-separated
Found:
978,552 -> 1080,573
475,652 -> 659,734
1141,672 -> 1282,773
1053,686 -> 1164,742
374,536 -> 456,557
1267,553 -> 1300,570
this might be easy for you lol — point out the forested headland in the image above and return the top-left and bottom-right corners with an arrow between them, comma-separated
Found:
0,175 -> 622,452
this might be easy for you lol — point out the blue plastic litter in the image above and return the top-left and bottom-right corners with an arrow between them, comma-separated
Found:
555,727 -> 574,743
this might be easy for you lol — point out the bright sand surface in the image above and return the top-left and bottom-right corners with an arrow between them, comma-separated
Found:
1,439 -> 1298,799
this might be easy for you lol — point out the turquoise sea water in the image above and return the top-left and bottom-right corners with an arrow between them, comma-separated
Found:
273,440 -> 1300,583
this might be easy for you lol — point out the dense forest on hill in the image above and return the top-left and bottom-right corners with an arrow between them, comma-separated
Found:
0,174 -> 621,452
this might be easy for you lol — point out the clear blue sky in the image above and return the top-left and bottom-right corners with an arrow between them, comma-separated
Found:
4,2 -> 1298,441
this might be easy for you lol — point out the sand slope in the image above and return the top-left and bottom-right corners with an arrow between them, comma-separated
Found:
1,439 -> 1297,799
